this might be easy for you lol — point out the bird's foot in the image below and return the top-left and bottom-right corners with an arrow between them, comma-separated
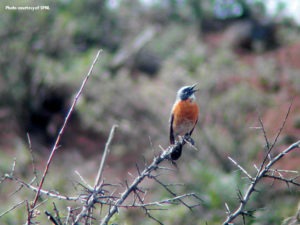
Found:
183,134 -> 195,146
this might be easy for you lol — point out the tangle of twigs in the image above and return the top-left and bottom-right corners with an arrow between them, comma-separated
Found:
223,102 -> 300,225
1,49 -> 299,225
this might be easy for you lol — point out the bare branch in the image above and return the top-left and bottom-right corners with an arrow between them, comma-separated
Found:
222,101 -> 298,225
223,140 -> 300,225
258,101 -> 293,173
45,211 -> 60,225
65,207 -> 72,225
5,174 -> 79,201
258,116 -> 272,161
269,99 -> 293,152
27,50 -> 103,224
228,156 -> 253,181
74,170 -> 94,191
263,174 -> 300,187
99,139 -> 198,225
125,193 -> 201,208
225,202 -> 231,215
52,202 -> 62,225
0,200 -> 25,218
26,133 -> 38,186
265,141 -> 300,170
152,176 -> 195,210
94,124 -> 118,188
73,124 -> 118,224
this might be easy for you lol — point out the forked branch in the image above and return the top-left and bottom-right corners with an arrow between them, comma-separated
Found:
100,140 -> 197,225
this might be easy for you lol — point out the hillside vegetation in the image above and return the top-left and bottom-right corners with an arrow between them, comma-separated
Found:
0,1 -> 300,224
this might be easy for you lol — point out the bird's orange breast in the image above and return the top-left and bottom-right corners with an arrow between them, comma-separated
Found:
172,99 -> 199,135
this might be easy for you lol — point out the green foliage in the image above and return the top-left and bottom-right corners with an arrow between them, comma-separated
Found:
176,39 -> 207,74
147,23 -> 190,59
194,163 -> 242,207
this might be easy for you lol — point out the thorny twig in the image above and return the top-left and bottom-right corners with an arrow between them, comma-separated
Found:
0,200 -> 25,218
122,193 -> 201,208
152,176 -> 197,210
45,211 -> 60,225
74,125 -> 118,224
222,102 -> 298,225
3,174 -> 79,201
223,140 -> 300,225
95,124 -> 118,188
228,156 -> 253,181
258,101 -> 293,173
52,202 -> 62,225
263,174 -> 300,187
26,133 -> 38,186
27,50 -> 103,224
132,186 -> 164,225
100,139 -> 200,225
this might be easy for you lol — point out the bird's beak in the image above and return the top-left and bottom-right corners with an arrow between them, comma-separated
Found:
191,83 -> 199,92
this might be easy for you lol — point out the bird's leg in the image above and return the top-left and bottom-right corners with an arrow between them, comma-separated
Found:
178,136 -> 184,144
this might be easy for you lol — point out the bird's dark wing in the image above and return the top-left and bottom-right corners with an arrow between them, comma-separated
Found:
169,113 -> 175,144
189,118 -> 198,136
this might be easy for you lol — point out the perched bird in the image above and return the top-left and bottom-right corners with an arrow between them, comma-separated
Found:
169,84 -> 199,160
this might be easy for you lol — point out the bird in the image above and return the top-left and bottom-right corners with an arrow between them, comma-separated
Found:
169,84 -> 199,160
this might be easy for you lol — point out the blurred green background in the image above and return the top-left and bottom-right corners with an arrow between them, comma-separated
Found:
0,0 -> 300,224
